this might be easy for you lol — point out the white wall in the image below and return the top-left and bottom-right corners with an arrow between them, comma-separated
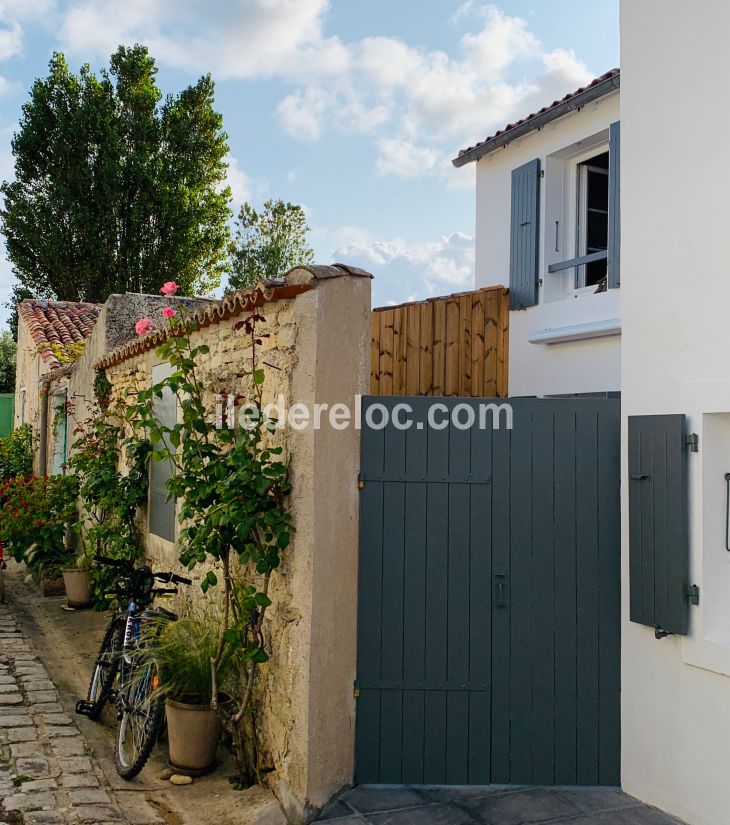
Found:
473,91 -> 621,396
621,3 -> 730,823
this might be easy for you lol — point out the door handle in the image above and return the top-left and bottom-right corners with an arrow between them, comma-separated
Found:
494,573 -> 507,609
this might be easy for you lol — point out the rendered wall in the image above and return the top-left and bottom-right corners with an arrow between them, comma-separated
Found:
621,3 -> 730,823
473,91 -> 621,396
103,268 -> 371,823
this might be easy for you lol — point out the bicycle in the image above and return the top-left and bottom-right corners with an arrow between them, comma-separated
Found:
75,555 -> 191,779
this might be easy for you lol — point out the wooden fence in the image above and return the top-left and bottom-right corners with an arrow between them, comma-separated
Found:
370,286 -> 509,397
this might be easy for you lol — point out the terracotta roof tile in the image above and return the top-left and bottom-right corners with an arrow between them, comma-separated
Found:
454,69 -> 620,166
18,299 -> 102,369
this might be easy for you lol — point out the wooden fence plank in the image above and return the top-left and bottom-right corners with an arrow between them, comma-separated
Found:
406,304 -> 421,395
445,297 -> 461,396
433,300 -> 446,396
471,294 -> 485,397
485,292 -> 499,397
370,311 -> 381,395
458,295 -> 472,397
380,310 -> 394,396
419,302 -> 433,395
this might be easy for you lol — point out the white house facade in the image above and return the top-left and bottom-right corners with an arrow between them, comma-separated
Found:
621,2 -> 730,824
455,72 -> 621,398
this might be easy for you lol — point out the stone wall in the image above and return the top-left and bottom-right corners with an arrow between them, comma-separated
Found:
99,266 -> 371,823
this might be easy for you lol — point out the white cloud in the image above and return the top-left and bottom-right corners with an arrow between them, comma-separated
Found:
332,228 -> 475,301
375,138 -> 443,178
276,86 -> 334,142
0,0 -> 57,21
58,0 -> 349,80
0,21 -> 20,60
224,154 -> 252,210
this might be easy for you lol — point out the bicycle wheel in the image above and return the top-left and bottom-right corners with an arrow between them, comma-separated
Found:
85,616 -> 124,721
114,658 -> 164,779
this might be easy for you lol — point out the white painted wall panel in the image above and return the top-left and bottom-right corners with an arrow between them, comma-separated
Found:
621,3 -> 730,824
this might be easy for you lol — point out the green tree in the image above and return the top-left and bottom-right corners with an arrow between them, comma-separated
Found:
4,284 -> 33,341
228,199 -> 314,291
0,330 -> 15,393
1,46 -> 232,303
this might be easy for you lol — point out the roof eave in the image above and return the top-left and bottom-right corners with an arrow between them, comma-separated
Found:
452,73 -> 621,168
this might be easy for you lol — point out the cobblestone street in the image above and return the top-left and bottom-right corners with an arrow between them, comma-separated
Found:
0,599 -> 141,824
0,565 -> 287,825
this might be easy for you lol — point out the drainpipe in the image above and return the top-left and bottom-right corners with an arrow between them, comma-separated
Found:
38,379 -> 48,475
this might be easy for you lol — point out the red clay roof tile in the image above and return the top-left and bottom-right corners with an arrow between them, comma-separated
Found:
18,299 -> 101,369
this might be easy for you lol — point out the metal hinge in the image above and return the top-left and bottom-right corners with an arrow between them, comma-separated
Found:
353,681 -> 361,699
686,433 -> 699,452
357,473 -> 365,490
687,584 -> 700,606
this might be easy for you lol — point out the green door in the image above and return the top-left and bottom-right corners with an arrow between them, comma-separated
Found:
0,394 -> 13,438
355,397 -> 621,786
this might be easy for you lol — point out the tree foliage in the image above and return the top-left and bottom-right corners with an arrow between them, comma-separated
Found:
0,330 -> 15,393
228,199 -> 314,291
1,46 -> 232,303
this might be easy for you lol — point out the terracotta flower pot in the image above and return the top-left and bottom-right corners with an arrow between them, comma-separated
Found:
62,569 -> 92,608
166,697 -> 222,775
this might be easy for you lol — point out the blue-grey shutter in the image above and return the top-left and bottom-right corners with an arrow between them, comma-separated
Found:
607,121 -> 620,289
628,415 -> 690,636
509,158 -> 541,310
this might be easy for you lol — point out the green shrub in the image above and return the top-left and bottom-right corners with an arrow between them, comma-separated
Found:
0,424 -> 33,479
0,474 -> 78,578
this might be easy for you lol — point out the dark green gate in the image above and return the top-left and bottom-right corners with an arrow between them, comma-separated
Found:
355,397 -> 620,786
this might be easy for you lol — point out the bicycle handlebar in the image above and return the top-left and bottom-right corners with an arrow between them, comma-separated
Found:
154,571 -> 192,586
93,555 -> 191,586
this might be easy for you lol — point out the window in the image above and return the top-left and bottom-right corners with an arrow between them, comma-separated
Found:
544,120 -> 619,299
576,151 -> 609,288
50,391 -> 67,475
149,363 -> 177,542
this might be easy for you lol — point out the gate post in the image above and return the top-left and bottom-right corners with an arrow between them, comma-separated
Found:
266,265 -> 371,823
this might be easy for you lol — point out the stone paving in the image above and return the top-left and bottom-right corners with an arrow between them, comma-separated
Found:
0,600 -> 131,825
315,786 -> 689,825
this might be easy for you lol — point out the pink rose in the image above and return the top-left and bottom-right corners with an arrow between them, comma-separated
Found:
162,307 -> 177,318
135,318 -> 153,335
160,281 -> 179,296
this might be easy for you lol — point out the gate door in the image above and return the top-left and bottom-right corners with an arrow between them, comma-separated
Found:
355,397 -> 620,786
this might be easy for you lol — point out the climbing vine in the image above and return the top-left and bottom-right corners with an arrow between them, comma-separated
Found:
127,287 -> 292,785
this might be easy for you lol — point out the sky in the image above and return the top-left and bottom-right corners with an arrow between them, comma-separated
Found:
0,0 -> 619,325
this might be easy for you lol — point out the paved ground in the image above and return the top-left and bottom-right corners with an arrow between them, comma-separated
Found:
316,786 -> 689,824
0,599 -> 134,824
0,562 -> 286,825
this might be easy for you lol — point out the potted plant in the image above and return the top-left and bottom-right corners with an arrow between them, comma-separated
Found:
151,604 -> 234,775
62,542 -> 93,608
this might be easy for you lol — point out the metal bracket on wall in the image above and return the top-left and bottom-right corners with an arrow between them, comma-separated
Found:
687,585 -> 700,606
655,627 -> 673,640
686,433 -> 699,452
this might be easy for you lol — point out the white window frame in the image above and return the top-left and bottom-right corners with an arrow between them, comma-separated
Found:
543,132 -> 610,304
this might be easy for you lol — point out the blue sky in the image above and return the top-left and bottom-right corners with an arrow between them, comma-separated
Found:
0,0 -> 619,326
